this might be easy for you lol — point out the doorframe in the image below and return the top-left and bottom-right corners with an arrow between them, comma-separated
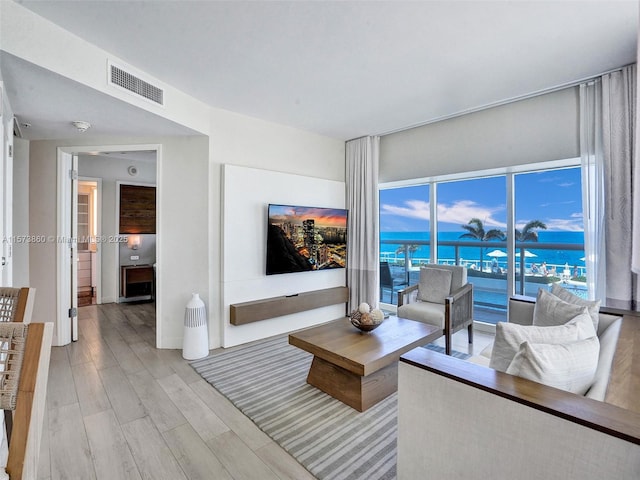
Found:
115,179 -> 156,303
56,144 -> 161,347
2,113 -> 13,287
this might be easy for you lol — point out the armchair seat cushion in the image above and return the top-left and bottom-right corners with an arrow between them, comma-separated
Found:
397,301 -> 445,329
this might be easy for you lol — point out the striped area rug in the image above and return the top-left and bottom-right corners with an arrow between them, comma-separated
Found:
422,343 -> 472,360
191,334 -> 398,480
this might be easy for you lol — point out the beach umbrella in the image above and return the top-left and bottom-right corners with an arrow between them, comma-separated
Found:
486,249 -> 507,257
524,250 -> 537,258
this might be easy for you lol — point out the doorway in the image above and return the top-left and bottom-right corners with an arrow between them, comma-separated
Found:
56,145 -> 160,346
77,179 -> 100,307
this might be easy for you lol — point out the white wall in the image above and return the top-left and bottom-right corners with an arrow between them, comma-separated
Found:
209,109 -> 345,348
222,165 -> 346,347
6,0 -> 346,349
0,1 -> 210,136
78,154 -> 156,302
29,135 -> 209,348
23,98 -> 344,352
380,87 -> 580,182
12,137 -> 29,287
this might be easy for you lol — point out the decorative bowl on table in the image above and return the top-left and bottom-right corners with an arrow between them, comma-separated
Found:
350,303 -> 385,332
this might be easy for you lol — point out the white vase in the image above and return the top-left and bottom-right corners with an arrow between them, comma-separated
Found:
182,293 -> 208,360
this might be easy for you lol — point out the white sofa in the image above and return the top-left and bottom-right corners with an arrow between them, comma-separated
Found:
396,296 -> 640,479
470,296 -> 623,401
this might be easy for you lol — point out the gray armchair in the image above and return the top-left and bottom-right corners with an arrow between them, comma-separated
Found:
397,264 -> 473,355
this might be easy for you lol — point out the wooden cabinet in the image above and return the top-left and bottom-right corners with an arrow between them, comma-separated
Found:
121,265 -> 154,298
119,185 -> 156,234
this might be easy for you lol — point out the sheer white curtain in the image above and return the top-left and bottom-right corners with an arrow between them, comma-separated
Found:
346,136 -> 380,310
581,65 -> 638,308
580,80 -> 606,301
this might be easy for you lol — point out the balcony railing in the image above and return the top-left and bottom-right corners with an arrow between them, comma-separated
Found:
380,239 -> 586,324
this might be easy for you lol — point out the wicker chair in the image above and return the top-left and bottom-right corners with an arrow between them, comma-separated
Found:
397,264 -> 473,355
0,288 -> 35,447
0,288 -> 34,325
0,287 -> 50,480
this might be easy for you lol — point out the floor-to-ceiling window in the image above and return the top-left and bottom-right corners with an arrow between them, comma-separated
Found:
379,161 -> 586,325
514,166 -> 586,298
379,184 -> 430,302
437,176 -> 507,323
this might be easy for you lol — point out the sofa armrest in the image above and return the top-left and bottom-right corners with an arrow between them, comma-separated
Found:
398,348 -> 640,479
587,317 -> 622,401
508,295 -> 536,325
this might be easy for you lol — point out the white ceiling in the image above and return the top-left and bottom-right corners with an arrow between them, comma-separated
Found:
5,0 -> 639,141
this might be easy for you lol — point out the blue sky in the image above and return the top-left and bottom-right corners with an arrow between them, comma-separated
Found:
380,167 -> 584,232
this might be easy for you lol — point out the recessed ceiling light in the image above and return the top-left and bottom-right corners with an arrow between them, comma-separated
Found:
71,121 -> 91,132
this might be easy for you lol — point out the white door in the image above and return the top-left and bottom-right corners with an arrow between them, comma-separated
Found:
56,150 -> 78,345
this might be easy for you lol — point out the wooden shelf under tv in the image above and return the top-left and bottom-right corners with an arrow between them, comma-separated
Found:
230,286 -> 349,326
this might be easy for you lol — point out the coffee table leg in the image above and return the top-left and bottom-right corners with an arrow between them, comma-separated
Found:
306,356 -> 398,412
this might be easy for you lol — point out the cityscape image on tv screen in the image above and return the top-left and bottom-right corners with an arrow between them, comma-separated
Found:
266,204 -> 348,275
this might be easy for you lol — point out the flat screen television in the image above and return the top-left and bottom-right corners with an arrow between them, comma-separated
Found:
266,204 -> 348,275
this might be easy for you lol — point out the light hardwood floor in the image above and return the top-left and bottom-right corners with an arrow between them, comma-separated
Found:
39,302 -> 315,480
39,303 -> 494,480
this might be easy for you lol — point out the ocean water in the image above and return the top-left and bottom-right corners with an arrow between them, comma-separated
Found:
380,230 -> 585,270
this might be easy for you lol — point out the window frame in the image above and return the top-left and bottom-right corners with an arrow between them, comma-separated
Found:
379,157 -> 583,326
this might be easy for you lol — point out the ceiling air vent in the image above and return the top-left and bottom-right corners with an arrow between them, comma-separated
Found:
109,63 -> 164,106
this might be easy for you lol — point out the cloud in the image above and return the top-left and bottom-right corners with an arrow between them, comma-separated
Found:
438,200 -> 506,228
517,212 -> 583,232
538,176 -> 562,183
381,199 -> 506,228
539,200 -> 576,208
380,200 -> 429,220
558,182 -> 575,187
544,217 -> 584,232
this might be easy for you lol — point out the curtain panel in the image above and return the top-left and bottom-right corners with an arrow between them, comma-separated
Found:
602,65 -> 638,309
581,64 -> 638,309
580,80 -> 606,302
346,136 -> 380,311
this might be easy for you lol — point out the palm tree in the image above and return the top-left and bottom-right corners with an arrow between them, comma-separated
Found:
395,244 -> 420,268
515,220 -> 547,294
459,218 -> 505,271
515,220 -> 547,242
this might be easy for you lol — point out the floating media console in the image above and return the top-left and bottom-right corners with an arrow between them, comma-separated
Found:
229,286 -> 349,325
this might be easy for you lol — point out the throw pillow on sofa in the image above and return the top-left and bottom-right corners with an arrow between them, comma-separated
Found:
532,288 -> 589,327
506,336 -> 600,395
489,310 -> 595,372
550,283 -> 601,332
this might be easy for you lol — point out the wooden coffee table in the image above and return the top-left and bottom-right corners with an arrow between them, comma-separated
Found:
288,316 -> 441,412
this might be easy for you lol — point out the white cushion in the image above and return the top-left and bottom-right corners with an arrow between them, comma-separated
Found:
397,302 -> 446,329
417,267 -> 452,304
478,342 -> 494,360
532,288 -> 588,327
506,336 -> 600,395
550,283 -> 600,332
489,311 -> 595,372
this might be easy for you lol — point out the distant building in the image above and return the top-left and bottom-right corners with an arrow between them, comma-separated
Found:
303,219 -> 317,261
